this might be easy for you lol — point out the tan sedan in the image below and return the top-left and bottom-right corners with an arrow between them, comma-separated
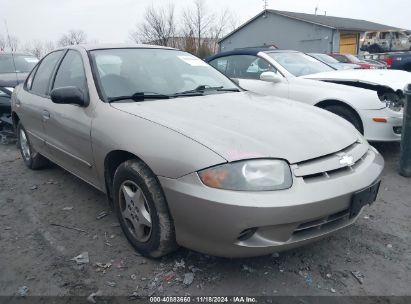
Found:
11,44 -> 384,257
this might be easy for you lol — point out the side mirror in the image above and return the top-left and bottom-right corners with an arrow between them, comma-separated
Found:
260,71 -> 282,83
50,87 -> 87,106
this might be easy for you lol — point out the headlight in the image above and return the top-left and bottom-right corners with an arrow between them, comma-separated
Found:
380,93 -> 403,112
198,159 -> 292,191
385,99 -> 403,112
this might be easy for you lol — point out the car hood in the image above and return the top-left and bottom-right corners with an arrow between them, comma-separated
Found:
111,92 -> 358,164
302,69 -> 411,91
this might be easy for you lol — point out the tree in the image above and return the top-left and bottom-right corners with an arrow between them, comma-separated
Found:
209,9 -> 237,53
8,35 -> 19,52
130,4 -> 176,47
182,0 -> 213,54
197,40 -> 212,59
58,29 -> 87,47
0,35 -> 6,51
183,30 -> 197,55
24,40 -> 44,59
44,41 -> 55,54
23,40 -> 55,59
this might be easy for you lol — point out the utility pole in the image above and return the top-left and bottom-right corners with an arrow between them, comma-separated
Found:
400,84 -> 411,177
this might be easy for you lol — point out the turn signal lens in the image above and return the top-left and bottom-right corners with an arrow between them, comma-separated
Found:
373,118 -> 387,123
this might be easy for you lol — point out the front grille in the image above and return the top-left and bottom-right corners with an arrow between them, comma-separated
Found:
293,209 -> 350,236
293,141 -> 370,182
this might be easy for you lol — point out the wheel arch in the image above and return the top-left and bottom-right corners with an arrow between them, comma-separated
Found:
315,99 -> 364,134
104,150 -> 142,203
103,149 -> 167,208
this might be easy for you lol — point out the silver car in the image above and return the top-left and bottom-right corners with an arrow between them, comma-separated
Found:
11,45 -> 384,258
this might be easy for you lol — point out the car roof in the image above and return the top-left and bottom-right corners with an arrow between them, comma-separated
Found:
206,48 -> 299,62
55,43 -> 176,52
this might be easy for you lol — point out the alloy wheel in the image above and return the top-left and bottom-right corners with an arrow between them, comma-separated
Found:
118,180 -> 152,243
19,129 -> 31,161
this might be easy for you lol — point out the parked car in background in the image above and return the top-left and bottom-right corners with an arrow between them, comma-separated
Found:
0,86 -> 14,142
308,53 -> 360,70
385,53 -> 411,71
207,48 -> 403,142
12,44 -> 384,258
362,58 -> 387,69
361,30 -> 411,53
329,53 -> 384,69
0,53 -> 37,141
0,53 -> 39,89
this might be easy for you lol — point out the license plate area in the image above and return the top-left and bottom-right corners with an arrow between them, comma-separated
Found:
350,181 -> 381,218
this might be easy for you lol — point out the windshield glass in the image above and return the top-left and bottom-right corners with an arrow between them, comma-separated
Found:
267,52 -> 334,76
311,53 -> 340,64
0,54 -> 38,73
89,48 -> 238,100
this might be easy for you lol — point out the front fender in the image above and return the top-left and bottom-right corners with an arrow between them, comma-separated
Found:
91,102 -> 227,189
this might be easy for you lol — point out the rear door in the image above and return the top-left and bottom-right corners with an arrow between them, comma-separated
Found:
15,51 -> 64,154
42,50 -> 98,185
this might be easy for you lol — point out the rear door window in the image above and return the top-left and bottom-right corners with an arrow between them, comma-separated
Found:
30,51 -> 64,96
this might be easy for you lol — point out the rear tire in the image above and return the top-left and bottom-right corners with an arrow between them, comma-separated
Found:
113,159 -> 178,258
324,105 -> 363,134
17,122 -> 49,170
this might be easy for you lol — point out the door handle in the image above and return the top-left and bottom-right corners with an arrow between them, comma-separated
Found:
42,110 -> 50,121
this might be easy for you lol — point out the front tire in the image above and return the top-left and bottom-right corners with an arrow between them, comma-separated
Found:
17,122 -> 49,170
113,159 -> 178,258
324,105 -> 364,134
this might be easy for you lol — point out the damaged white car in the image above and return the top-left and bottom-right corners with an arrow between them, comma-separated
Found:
303,69 -> 411,109
207,49 -> 404,142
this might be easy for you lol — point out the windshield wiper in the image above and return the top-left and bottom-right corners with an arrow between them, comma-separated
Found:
108,92 -> 171,103
174,85 -> 240,96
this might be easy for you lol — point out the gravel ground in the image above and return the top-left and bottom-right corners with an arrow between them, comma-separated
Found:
0,141 -> 410,298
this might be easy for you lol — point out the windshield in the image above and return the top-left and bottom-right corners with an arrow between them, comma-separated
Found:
89,48 -> 238,101
311,53 -> 340,64
0,54 -> 38,73
267,52 -> 334,77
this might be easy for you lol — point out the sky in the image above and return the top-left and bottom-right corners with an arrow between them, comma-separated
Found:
1,0 -> 411,46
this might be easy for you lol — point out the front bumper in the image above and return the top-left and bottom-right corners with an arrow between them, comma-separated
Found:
159,148 -> 384,257
360,108 -> 403,142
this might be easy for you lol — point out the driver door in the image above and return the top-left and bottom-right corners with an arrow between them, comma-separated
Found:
211,55 -> 289,98
42,50 -> 99,187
